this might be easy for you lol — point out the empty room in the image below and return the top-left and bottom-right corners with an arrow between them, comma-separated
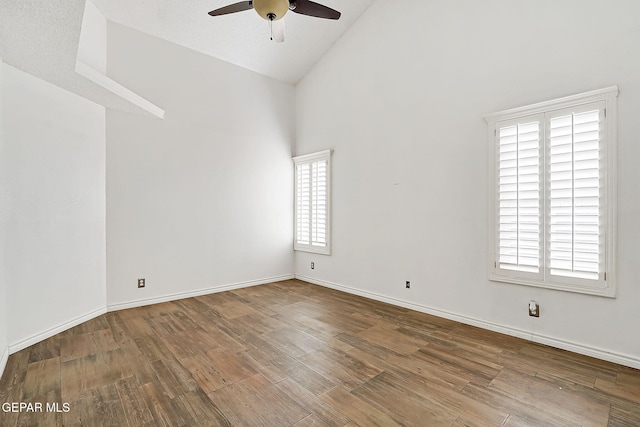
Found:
1,0 -> 640,425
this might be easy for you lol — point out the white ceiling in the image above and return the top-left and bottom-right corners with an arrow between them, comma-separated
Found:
0,0 -> 376,110
93,0 -> 376,85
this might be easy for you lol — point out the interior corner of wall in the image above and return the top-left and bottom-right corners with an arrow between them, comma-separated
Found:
0,345 -> 9,381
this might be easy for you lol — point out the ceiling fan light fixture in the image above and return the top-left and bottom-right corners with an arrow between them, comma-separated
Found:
253,0 -> 289,20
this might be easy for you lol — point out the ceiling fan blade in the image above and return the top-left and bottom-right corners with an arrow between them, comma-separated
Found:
290,0 -> 341,20
271,18 -> 285,42
208,2 -> 253,16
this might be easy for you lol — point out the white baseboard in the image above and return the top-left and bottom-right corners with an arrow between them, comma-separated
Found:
296,274 -> 640,370
5,275 -> 295,358
0,345 -> 9,380
107,274 -> 295,312
9,306 -> 107,355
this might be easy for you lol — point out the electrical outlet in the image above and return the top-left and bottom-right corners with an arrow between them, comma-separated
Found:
138,278 -> 145,288
406,281 -> 410,289
529,301 -> 539,317
311,262 -> 315,270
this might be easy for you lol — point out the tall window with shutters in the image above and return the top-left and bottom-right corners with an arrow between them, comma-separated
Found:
293,150 -> 331,255
485,87 -> 618,297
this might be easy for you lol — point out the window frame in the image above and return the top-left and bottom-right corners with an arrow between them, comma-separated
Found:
293,149 -> 332,255
485,87 -> 618,297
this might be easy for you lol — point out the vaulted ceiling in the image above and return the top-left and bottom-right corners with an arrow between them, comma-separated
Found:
1,0 -> 376,114
93,0 -> 376,84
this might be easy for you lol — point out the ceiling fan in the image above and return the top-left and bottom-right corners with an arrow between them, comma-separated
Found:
208,0 -> 341,42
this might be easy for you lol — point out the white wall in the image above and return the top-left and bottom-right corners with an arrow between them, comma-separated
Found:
3,63 -> 107,351
106,23 -> 295,308
295,0 -> 640,366
0,58 -> 9,374
78,0 -> 107,75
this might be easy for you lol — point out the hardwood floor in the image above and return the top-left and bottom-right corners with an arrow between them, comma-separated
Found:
1,279 -> 639,426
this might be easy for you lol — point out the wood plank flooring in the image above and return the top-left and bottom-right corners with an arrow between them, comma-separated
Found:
1,279 -> 639,426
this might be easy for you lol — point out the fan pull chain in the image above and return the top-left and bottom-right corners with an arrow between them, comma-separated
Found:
267,13 -> 276,41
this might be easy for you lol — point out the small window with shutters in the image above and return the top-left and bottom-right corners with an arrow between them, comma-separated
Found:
485,87 -> 618,297
293,150 -> 331,255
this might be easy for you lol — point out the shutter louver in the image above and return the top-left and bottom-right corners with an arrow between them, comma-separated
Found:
498,121 -> 541,273
549,109 -> 601,280
296,163 -> 310,245
311,160 -> 327,247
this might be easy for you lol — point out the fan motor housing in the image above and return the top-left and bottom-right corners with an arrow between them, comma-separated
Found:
254,0 -> 289,20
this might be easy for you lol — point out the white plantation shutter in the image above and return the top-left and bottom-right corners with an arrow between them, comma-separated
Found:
548,107 -> 602,281
486,87 -> 617,297
296,163 -> 311,245
498,120 -> 541,275
294,150 -> 331,254
311,160 -> 327,246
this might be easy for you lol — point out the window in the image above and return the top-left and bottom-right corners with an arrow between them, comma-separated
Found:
485,87 -> 618,297
293,150 -> 331,254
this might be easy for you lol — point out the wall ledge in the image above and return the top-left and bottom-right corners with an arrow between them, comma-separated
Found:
75,60 -> 165,119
